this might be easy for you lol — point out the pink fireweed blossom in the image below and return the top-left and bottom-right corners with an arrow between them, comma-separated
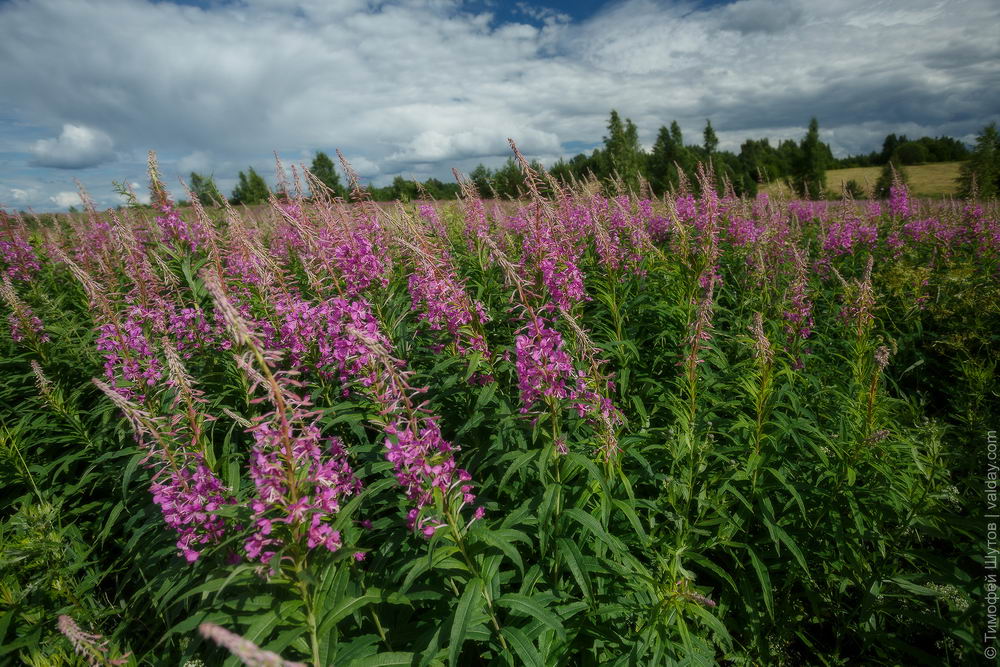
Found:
154,204 -> 207,252
266,293 -> 387,389
95,313 -> 163,400
349,324 -> 479,534
93,378 -> 233,562
537,253 -> 589,312
329,215 -> 391,297
418,203 -> 450,240
888,179 -> 912,219
460,196 -> 491,251
245,420 -> 361,563
1,275 -> 48,343
515,315 -> 592,415
0,217 -> 42,281
783,249 -> 815,342
151,457 -> 232,562
406,247 -> 490,357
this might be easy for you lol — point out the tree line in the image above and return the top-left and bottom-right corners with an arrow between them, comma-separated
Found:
178,115 -> 994,208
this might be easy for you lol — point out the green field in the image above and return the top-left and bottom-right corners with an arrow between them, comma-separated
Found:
762,161 -> 964,198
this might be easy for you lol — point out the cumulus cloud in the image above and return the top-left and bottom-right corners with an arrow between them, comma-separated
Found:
0,0 -> 998,209
177,151 -> 213,175
31,124 -> 115,169
49,191 -> 82,209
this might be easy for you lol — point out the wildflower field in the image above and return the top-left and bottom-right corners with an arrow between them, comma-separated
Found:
1,151 -> 996,666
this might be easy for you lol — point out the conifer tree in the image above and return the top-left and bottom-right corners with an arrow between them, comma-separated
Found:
230,167 -> 270,205
703,119 -> 719,155
189,172 -> 223,207
309,151 -> 345,199
958,122 -> 999,198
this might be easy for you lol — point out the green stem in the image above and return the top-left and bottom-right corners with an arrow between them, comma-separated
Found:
447,513 -> 509,654
293,556 -> 321,666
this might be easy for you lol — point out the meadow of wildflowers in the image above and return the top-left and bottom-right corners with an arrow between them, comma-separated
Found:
0,151 -> 996,665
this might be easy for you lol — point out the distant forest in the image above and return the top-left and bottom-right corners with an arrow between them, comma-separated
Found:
190,112 -> 974,207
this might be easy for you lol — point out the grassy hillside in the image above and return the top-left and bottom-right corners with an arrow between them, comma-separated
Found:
762,161 -> 964,198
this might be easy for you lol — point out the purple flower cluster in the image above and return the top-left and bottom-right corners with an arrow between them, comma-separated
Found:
384,417 -> 469,534
461,198 -> 490,251
823,216 -> 878,257
328,216 -> 391,297
1,275 -> 48,343
155,204 -> 206,252
246,420 -> 361,563
783,253 -> 815,342
168,306 -> 222,355
407,257 -> 489,355
888,182 -> 912,219
418,203 -> 449,239
151,457 -> 232,562
95,314 -> 163,399
8,310 -> 47,343
0,222 -> 41,281
515,316 -> 593,416
538,254 -> 589,311
268,294 -> 387,388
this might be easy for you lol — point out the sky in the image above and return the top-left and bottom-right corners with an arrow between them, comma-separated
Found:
0,0 -> 998,211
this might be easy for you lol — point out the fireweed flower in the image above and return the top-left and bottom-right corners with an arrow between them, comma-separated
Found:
406,252 -> 490,356
264,293 -> 387,389
95,313 -> 163,399
514,315 -> 595,416
245,418 -> 361,563
349,324 -> 479,535
418,202 -> 450,240
199,622 -> 305,667
1,274 -> 48,343
155,204 -> 207,252
93,378 -> 233,562
328,215 -> 391,297
783,248 -> 815,342
204,268 -> 366,561
0,215 -> 42,281
57,615 -> 130,667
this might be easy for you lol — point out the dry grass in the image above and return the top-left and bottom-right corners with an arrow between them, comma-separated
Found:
760,161 -> 965,199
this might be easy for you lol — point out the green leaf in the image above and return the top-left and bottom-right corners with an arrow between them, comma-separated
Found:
500,625 -> 543,667
556,538 -> 593,604
348,652 -> 417,667
449,577 -> 484,666
496,594 -> 566,640
746,546 -> 774,619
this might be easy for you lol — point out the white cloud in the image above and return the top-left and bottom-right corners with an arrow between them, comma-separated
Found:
177,151 -> 213,175
0,0 -> 997,210
50,191 -> 82,209
31,123 -> 115,169
116,182 -> 152,206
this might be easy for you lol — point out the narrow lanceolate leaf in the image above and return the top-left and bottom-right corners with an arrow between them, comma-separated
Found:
348,652 -> 417,667
746,546 -> 774,619
496,594 -> 566,640
556,538 -> 593,604
449,577 -> 484,666
500,625 -> 544,667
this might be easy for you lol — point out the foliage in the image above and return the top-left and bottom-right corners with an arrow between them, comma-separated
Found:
958,122 -> 1000,199
309,151 -> 346,200
789,117 -> 829,199
189,172 -> 224,207
0,160 -> 996,665
231,167 -> 271,205
875,160 -> 909,198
